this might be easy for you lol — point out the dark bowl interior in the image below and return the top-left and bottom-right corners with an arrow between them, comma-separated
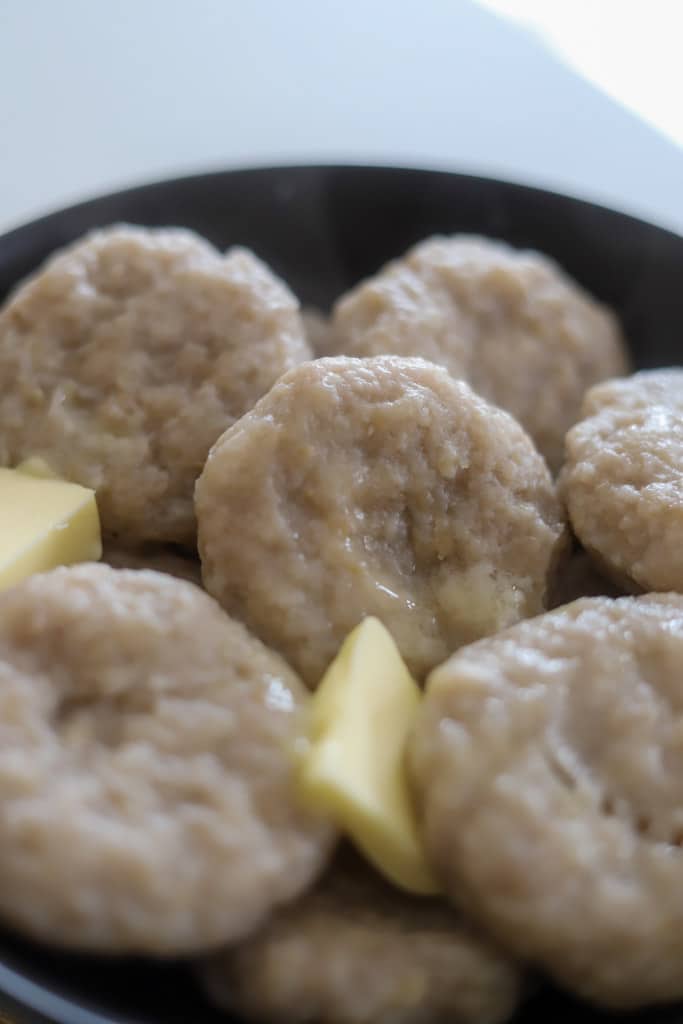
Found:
0,165 -> 682,1024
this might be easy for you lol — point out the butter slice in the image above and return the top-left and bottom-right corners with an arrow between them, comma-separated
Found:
298,617 -> 440,895
0,465 -> 102,590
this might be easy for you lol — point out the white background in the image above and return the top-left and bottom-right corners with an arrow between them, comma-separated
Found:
1,0 -> 682,235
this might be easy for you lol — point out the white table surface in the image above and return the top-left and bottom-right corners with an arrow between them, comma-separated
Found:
1,0 -> 682,237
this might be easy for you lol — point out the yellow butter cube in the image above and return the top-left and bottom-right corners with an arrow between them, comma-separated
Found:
0,466 -> 102,590
298,617 -> 440,895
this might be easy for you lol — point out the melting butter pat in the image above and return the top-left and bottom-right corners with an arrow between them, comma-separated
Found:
298,617 -> 440,895
0,465 -> 102,590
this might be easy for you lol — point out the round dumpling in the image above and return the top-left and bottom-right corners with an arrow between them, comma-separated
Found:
196,355 -> 566,687
0,225 -> 310,545
411,594 -> 683,1008
199,852 -> 523,1024
332,235 -> 628,471
562,369 -> 683,591
0,564 -> 333,953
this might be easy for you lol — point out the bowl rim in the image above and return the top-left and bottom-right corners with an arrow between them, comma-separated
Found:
0,959 -> 121,1024
1,162 -> 682,250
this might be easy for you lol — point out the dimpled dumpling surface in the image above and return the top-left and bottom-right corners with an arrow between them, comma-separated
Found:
332,235 -> 628,471
196,355 -> 566,687
0,225 -> 311,545
0,564 -> 333,953
561,369 -> 683,592
199,852 -> 522,1024
410,594 -> 683,1008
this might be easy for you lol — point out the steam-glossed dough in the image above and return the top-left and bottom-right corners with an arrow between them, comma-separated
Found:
196,355 -> 565,687
332,235 -> 628,470
561,369 -> 683,592
0,225 -> 310,545
410,594 -> 683,1008
199,853 -> 522,1024
0,564 -> 332,953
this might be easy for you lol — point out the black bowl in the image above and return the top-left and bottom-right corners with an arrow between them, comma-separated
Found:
0,165 -> 682,1024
